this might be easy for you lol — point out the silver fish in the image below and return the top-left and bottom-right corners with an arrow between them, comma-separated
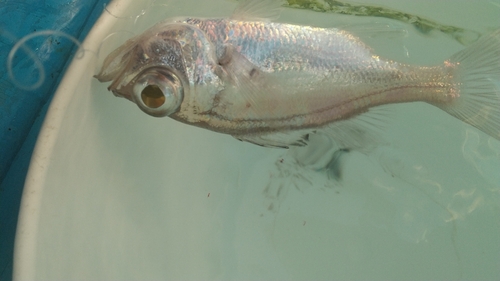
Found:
95,0 -> 500,149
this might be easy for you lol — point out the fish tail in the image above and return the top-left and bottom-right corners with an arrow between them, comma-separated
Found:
438,29 -> 500,140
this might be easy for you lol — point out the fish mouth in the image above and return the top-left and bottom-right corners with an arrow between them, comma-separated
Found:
102,80 -> 133,103
111,88 -> 133,101
93,71 -> 130,100
94,57 -> 134,101
94,57 -> 128,84
94,31 -> 141,85
93,74 -> 106,83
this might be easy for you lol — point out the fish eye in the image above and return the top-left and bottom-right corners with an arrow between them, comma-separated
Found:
141,85 -> 165,108
132,69 -> 183,117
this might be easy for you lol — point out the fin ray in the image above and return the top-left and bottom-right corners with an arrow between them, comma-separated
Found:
234,129 -> 312,148
322,106 -> 391,153
439,29 -> 500,140
233,106 -> 391,150
231,0 -> 284,21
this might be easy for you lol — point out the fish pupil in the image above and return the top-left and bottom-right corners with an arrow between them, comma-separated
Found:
141,85 -> 165,108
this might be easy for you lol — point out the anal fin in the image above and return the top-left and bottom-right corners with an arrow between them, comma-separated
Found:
234,106 -> 391,150
322,106 -> 391,153
234,129 -> 313,148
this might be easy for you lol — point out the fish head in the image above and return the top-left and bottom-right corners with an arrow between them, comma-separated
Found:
95,20 -> 222,119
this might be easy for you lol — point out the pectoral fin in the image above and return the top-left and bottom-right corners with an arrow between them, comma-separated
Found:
234,130 -> 313,148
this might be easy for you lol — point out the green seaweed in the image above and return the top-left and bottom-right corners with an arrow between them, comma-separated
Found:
284,0 -> 482,45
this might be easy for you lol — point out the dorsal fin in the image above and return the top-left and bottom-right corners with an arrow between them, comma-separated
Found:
231,0 -> 284,21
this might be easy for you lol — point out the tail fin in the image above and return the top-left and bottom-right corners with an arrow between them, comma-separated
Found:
439,29 -> 500,140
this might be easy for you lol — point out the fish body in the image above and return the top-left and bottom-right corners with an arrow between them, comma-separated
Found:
96,0 -> 500,148
183,18 -> 452,130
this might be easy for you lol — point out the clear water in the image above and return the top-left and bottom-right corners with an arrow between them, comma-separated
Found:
20,0 -> 499,280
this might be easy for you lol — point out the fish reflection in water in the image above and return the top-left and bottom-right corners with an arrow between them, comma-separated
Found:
95,0 -> 500,185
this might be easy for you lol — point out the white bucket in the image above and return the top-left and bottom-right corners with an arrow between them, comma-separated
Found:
14,0 -> 500,280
